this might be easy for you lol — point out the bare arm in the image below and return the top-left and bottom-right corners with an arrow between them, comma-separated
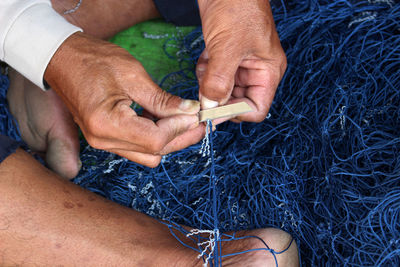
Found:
51,0 -> 161,39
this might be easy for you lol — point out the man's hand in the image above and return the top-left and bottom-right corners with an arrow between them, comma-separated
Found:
196,0 -> 286,122
44,33 -> 205,167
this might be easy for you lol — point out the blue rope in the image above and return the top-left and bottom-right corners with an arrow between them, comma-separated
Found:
1,0 -> 400,266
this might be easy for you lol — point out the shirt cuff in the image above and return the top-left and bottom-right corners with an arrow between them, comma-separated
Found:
3,3 -> 82,90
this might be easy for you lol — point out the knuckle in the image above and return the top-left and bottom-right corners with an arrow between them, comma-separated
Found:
147,137 -> 166,153
145,157 -> 162,168
85,111 -> 103,134
167,118 -> 183,136
149,89 -> 174,111
86,136 -> 102,149
202,73 -> 231,98
265,65 -> 283,90
253,113 -> 267,123
248,107 -> 269,123
250,107 -> 269,123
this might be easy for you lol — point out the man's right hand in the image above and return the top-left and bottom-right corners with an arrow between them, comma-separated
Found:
44,32 -> 205,167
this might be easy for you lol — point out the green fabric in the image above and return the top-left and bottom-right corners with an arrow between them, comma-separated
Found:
109,19 -> 195,85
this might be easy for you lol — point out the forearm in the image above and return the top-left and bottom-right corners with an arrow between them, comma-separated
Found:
51,0 -> 161,39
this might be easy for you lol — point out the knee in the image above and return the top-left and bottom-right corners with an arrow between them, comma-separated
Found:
260,228 -> 299,267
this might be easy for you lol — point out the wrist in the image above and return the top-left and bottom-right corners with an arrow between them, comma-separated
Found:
44,32 -> 86,93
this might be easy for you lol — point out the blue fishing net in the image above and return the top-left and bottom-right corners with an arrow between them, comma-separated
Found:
1,0 -> 399,266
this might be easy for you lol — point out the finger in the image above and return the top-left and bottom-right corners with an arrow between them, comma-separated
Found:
129,66 -> 200,117
199,46 -> 242,109
109,149 -> 162,168
118,104 -> 199,153
87,119 -> 204,155
160,124 -> 206,155
153,114 -> 200,150
240,65 -> 281,122
231,85 -> 246,98
87,123 -> 205,157
82,136 -> 153,154
83,104 -> 199,154
212,115 -> 235,125
226,86 -> 275,123
243,87 -> 275,122
236,63 -> 282,89
231,64 -> 281,122
196,49 -> 209,84
88,114 -> 199,154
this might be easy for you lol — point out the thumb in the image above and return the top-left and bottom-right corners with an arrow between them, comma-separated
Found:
199,47 -> 241,109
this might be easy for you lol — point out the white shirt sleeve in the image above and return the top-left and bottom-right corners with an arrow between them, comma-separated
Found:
0,0 -> 82,89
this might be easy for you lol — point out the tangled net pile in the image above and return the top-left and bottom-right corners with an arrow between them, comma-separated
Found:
1,0 -> 400,266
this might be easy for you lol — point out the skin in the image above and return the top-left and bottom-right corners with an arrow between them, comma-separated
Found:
44,31 -> 206,167
51,0 -> 162,39
7,69 -> 81,179
46,0 -> 207,168
0,149 -> 299,266
7,0 -> 206,177
196,0 -> 287,123
3,1 -> 297,264
47,0 -> 285,165
8,0 -> 287,174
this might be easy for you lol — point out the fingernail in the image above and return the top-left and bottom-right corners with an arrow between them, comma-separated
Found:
202,50 -> 209,59
77,159 -> 82,171
197,65 -> 206,72
179,99 -> 200,114
201,97 -> 219,109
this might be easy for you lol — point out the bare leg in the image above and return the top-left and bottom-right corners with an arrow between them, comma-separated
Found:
7,69 -> 81,179
4,5 -> 299,263
0,149 -> 298,266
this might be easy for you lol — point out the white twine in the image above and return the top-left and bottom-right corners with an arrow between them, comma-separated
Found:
348,11 -> 377,28
187,228 -> 220,267
200,121 -> 211,157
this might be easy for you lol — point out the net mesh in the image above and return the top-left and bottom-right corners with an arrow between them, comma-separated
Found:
1,0 -> 400,266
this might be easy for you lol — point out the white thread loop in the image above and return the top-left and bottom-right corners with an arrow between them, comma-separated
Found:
200,120 -> 211,157
187,228 -> 220,267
